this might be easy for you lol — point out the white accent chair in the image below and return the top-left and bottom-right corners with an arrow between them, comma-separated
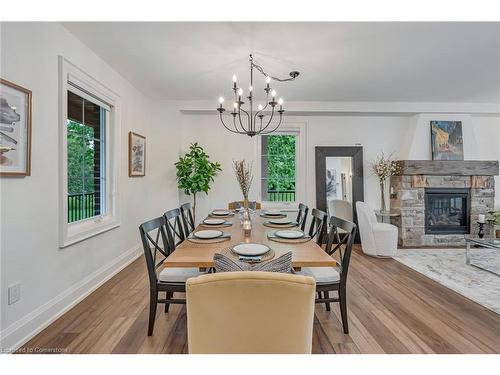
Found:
355,201 -> 398,257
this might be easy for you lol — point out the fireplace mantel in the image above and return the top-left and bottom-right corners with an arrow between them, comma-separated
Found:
395,160 -> 499,176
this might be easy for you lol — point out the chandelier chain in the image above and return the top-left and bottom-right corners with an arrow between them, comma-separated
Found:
251,61 -> 298,82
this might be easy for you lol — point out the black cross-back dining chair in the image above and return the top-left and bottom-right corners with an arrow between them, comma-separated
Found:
296,203 -> 309,231
298,215 -> 357,334
139,216 -> 193,336
179,202 -> 195,236
164,208 -> 186,248
308,208 -> 328,245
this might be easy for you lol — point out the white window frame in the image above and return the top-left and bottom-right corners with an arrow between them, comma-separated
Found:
255,122 -> 307,211
58,56 -> 121,248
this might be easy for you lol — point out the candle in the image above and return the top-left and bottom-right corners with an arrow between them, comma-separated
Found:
478,214 -> 486,224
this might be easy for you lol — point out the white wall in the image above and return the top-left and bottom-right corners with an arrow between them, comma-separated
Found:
470,115 -> 500,207
176,113 -> 410,213
176,112 -> 500,212
0,23 -> 181,349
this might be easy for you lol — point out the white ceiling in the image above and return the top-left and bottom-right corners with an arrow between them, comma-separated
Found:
62,22 -> 500,103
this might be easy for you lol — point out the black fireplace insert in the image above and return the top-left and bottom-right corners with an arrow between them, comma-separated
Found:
424,188 -> 470,234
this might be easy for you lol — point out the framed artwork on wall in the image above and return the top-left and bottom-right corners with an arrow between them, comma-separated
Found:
128,131 -> 146,177
430,120 -> 464,161
0,78 -> 32,176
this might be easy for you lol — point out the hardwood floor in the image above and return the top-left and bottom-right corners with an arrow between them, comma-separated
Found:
18,246 -> 500,354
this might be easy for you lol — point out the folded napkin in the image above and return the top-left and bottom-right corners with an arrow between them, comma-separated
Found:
238,255 -> 262,262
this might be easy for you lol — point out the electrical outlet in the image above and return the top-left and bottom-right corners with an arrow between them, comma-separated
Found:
8,283 -> 20,305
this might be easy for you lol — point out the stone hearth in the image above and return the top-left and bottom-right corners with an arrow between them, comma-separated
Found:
390,160 -> 499,247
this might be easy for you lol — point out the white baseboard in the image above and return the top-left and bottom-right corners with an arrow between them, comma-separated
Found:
0,243 -> 142,352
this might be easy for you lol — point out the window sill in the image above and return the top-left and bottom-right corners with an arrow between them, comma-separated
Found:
60,216 -> 120,248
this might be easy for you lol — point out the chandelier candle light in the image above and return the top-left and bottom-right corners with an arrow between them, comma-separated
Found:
217,54 -> 299,137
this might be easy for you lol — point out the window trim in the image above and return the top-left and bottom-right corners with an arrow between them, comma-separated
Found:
256,123 -> 307,210
58,56 -> 121,248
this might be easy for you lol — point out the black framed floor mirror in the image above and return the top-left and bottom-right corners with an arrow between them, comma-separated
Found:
315,146 -> 364,243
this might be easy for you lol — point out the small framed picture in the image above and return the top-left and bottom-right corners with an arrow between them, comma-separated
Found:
128,131 -> 146,177
0,78 -> 32,176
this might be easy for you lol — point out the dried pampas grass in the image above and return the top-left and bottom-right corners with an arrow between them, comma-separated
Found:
233,159 -> 253,199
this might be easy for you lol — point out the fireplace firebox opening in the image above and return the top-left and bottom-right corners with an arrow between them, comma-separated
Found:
424,188 -> 470,235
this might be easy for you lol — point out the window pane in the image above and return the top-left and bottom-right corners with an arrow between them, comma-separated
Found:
67,121 -> 85,195
67,90 -> 106,223
261,134 -> 296,202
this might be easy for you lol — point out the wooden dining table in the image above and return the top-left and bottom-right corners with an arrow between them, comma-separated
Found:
164,210 -> 337,269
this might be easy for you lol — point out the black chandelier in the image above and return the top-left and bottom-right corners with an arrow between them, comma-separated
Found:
217,54 -> 299,137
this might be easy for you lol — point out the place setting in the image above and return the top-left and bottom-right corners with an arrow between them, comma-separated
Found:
260,209 -> 287,219
220,242 -> 275,264
199,217 -> 233,228
263,217 -> 299,229
208,209 -> 235,218
187,229 -> 231,244
267,229 -> 311,244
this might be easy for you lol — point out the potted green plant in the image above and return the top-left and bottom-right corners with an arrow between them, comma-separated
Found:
487,210 -> 500,238
175,143 -> 221,223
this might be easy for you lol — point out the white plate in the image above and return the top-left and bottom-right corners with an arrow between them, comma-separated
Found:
269,218 -> 293,225
232,243 -> 270,256
203,218 -> 226,225
275,230 -> 304,239
264,209 -> 282,216
193,230 -> 223,239
212,210 -> 230,216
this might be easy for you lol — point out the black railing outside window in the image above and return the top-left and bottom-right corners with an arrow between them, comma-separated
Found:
68,192 -> 96,223
267,190 -> 296,202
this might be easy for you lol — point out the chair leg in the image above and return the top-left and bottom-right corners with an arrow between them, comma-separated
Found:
324,291 -> 331,311
339,287 -> 349,334
317,291 -> 321,300
164,291 -> 172,313
148,290 -> 158,336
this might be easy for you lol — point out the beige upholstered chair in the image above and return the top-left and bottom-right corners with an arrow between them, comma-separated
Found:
186,271 -> 316,354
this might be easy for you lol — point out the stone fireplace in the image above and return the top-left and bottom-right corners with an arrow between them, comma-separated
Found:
390,160 -> 499,247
